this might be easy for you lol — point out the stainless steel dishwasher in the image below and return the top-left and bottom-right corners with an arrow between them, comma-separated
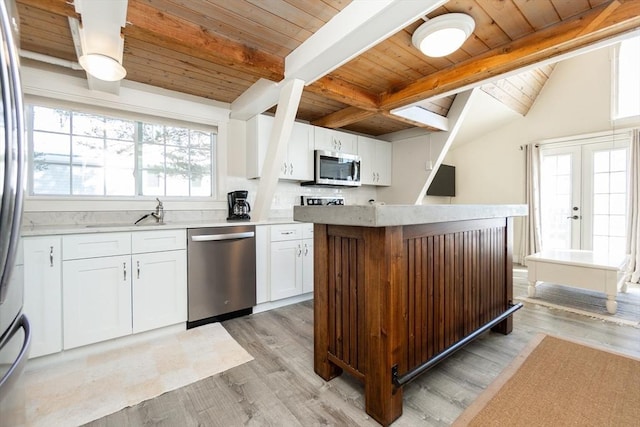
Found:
187,225 -> 256,328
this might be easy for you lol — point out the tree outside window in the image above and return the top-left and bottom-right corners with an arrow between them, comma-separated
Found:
29,105 -> 215,197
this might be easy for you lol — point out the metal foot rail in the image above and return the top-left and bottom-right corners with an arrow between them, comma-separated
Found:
392,301 -> 523,388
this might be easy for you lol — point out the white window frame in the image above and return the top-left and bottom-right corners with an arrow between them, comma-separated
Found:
27,104 -> 217,199
612,32 -> 640,127
21,65 -> 230,213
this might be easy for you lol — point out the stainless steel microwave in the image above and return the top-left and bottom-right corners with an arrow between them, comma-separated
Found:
302,150 -> 361,187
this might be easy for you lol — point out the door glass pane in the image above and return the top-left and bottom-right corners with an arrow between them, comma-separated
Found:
541,154 -> 574,249
590,148 -> 627,257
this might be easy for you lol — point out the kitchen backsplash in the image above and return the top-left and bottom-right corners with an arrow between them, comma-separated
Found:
21,209 -> 228,228
226,176 -> 377,210
22,178 -> 378,227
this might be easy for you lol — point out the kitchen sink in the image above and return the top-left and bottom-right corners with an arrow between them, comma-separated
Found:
84,222 -> 167,228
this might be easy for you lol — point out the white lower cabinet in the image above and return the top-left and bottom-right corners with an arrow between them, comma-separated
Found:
132,249 -> 186,334
268,223 -> 313,301
63,255 -> 132,350
23,236 -> 63,358
270,239 -> 304,300
59,229 -> 186,351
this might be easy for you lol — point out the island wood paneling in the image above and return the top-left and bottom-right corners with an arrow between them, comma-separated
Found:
314,218 -> 514,426
403,219 -> 511,374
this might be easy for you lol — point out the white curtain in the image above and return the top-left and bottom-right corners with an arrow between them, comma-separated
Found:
625,129 -> 640,284
519,143 -> 542,262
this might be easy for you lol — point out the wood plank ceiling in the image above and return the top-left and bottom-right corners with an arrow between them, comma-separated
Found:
15,0 -> 640,137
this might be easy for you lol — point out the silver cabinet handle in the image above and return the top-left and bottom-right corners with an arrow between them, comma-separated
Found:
137,260 -> 140,279
290,162 -> 294,175
281,231 -> 294,235
297,244 -> 302,257
283,162 -> 288,174
191,232 -> 255,242
49,246 -> 54,267
304,243 -> 309,256
123,262 -> 127,281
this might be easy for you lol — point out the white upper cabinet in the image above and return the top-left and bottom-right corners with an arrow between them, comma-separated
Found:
287,121 -> 314,180
358,136 -> 392,186
314,127 -> 357,154
246,114 -> 313,181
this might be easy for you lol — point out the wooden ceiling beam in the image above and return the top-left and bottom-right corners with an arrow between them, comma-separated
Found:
125,1 -> 285,82
306,75 -> 379,110
19,0 -> 383,119
311,106 -> 378,128
380,0 -> 640,111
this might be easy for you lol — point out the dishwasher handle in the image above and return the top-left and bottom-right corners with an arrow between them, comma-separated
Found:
191,231 -> 255,242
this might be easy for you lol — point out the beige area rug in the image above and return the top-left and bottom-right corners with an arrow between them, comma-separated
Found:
454,334 -> 640,426
515,281 -> 640,327
21,323 -> 253,427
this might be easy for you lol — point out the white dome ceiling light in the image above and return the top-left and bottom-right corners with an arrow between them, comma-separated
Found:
78,53 -> 127,82
412,13 -> 475,57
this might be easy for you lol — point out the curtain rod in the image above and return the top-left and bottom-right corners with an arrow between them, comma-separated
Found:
519,127 -> 636,150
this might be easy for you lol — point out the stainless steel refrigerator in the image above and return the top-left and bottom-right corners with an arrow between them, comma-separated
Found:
0,0 -> 30,421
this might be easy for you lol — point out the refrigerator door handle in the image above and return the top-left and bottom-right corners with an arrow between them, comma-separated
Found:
0,314 -> 31,402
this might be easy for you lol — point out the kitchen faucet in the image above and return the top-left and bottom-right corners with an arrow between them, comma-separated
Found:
151,198 -> 164,223
135,198 -> 164,225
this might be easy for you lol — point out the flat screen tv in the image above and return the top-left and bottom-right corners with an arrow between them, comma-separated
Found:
427,164 -> 455,197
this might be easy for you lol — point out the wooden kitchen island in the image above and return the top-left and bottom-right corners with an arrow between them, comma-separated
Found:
293,204 -> 527,426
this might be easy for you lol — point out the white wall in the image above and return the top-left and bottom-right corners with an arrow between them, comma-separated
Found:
446,45 -> 615,262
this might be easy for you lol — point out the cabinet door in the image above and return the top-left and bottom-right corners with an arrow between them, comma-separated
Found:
287,121 -> 313,181
302,238 -> 314,294
132,250 -> 187,333
270,240 -> 303,300
376,140 -> 392,186
247,114 -> 314,181
332,130 -> 356,154
357,136 -> 377,185
23,236 -> 62,358
315,127 -> 356,153
246,114 -> 272,179
63,255 -> 132,349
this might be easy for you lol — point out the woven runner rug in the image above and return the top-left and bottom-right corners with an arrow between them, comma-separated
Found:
453,334 -> 640,426
515,280 -> 640,327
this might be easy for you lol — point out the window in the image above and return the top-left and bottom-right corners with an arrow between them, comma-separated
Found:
539,134 -> 629,256
614,35 -> 640,120
28,105 -> 215,197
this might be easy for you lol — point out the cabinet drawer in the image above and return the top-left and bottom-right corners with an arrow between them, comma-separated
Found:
63,233 -> 131,260
270,223 -> 302,241
132,229 -> 186,253
302,223 -> 313,239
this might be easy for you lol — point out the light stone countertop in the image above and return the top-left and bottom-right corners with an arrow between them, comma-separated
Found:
20,218 -> 298,236
293,204 -> 527,227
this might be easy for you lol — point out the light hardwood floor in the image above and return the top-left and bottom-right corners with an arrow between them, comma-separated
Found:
84,277 -> 640,426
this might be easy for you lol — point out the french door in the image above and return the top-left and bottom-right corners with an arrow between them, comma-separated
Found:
540,139 -> 629,257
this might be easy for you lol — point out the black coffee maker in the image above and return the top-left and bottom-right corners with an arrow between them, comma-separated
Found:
227,190 -> 251,221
